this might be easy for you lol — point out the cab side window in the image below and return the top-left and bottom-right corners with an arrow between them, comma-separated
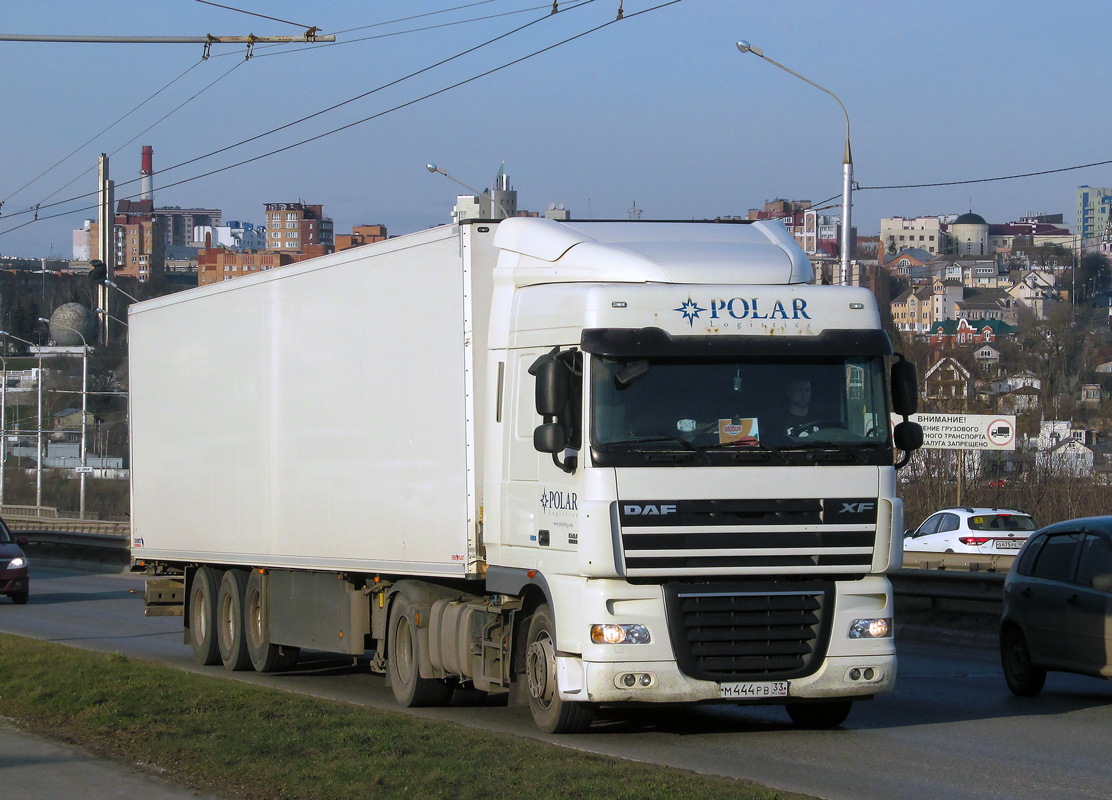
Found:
1016,535 -> 1045,576
937,513 -> 960,533
1076,535 -> 1112,589
1030,533 -> 1081,583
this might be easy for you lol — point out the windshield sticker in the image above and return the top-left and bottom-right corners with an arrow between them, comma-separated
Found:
719,418 -> 759,446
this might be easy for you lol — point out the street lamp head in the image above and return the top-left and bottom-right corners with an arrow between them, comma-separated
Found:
736,41 -> 763,57
37,317 -> 49,325
426,163 -> 444,175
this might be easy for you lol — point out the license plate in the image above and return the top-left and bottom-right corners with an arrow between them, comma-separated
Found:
995,539 -> 1024,550
719,681 -> 789,699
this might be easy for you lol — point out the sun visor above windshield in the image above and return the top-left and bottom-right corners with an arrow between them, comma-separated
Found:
492,218 -> 814,285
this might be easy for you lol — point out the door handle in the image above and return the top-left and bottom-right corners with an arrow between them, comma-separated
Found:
1020,587 -> 1033,597
1067,594 -> 1079,605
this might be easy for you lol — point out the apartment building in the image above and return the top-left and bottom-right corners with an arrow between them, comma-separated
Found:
264,202 -> 334,253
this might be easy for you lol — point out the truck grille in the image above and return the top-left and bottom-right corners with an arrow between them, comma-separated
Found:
616,498 -> 877,578
664,581 -> 833,681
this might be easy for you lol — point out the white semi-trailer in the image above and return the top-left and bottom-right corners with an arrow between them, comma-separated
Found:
130,218 -> 922,733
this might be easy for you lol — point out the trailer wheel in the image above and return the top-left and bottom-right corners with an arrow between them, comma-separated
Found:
244,570 -> 299,672
786,700 -> 853,729
189,566 -> 224,665
217,569 -> 251,671
525,604 -> 594,734
387,595 -> 451,707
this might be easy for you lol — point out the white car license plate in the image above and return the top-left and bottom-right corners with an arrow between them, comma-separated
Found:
720,681 -> 789,699
995,539 -> 1024,550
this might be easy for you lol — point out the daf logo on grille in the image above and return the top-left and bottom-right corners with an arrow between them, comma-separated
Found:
624,504 -> 677,516
840,502 -> 875,514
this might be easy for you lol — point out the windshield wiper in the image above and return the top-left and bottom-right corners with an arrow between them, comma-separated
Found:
706,438 -> 790,464
601,435 -> 712,463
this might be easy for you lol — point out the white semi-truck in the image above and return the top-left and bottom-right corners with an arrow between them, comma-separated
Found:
129,217 -> 922,733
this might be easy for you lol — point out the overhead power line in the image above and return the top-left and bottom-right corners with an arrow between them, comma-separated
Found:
0,0 -> 685,237
858,158 -> 1112,191
192,0 -> 316,30
3,0 -> 600,221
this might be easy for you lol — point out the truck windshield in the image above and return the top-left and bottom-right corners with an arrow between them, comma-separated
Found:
590,353 -> 891,465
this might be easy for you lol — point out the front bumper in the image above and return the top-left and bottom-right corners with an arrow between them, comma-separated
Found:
558,652 -> 895,704
0,570 -> 28,595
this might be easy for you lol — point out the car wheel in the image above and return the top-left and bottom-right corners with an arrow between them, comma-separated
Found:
1001,627 -> 1046,697
10,590 -> 28,605
216,569 -> 252,671
189,566 -> 224,665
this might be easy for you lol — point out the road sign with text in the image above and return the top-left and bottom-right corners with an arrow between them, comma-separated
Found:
893,413 -> 1017,450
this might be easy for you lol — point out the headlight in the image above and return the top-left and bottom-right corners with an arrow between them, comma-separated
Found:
848,618 -> 891,639
7,556 -> 26,569
590,623 -> 651,645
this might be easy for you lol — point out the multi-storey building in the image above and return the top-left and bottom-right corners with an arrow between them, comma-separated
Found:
88,199 -> 166,282
197,249 -> 296,286
335,224 -> 387,251
881,216 -> 950,256
1077,186 -> 1112,246
152,206 -> 222,248
264,202 -> 333,253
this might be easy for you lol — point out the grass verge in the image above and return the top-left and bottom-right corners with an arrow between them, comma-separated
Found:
0,634 -> 808,800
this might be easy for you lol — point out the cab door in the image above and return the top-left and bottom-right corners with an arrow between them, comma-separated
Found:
1064,534 -> 1112,673
1019,532 -> 1082,665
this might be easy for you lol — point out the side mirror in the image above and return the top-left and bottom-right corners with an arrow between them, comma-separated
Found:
1092,574 -> 1112,593
530,356 -> 568,418
891,355 -> 919,417
903,529 -> 914,539
894,420 -> 924,452
533,423 -> 566,455
15,536 -> 28,546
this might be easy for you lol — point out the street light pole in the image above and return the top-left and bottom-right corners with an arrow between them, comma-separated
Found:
426,163 -> 511,220
0,331 -> 43,511
736,41 -> 853,285
40,318 -> 89,520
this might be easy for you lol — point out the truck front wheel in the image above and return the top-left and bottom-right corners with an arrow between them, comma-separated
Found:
189,566 -> 224,665
217,569 -> 251,671
387,595 -> 451,707
525,604 -> 594,734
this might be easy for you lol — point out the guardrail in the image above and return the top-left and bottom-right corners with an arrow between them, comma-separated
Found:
10,524 -> 1013,610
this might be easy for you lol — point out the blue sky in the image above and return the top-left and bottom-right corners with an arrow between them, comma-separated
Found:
1,0 -> 1109,257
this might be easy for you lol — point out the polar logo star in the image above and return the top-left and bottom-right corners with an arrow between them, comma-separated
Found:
674,297 -> 706,327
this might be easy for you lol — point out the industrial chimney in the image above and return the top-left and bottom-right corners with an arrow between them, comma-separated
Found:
140,145 -> 153,202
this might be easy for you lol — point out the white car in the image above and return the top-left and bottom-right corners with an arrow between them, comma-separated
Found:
904,507 -> 1038,555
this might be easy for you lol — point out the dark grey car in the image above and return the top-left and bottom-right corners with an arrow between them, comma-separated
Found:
1001,516 -> 1112,695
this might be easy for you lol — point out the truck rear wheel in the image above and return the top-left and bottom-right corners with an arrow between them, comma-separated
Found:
189,566 -> 224,665
245,570 -> 299,672
217,569 -> 251,671
387,595 -> 451,707
525,604 -> 594,734
786,700 -> 853,729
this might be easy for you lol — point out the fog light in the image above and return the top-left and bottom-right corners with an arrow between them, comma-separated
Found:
864,668 -> 875,680
591,623 -> 651,645
623,673 -> 637,687
849,668 -> 861,681
639,673 -> 652,686
849,618 -> 891,639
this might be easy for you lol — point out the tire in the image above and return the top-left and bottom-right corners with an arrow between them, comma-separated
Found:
217,569 -> 251,671
10,590 -> 28,605
1001,627 -> 1046,697
525,604 -> 594,734
786,701 -> 853,729
189,566 -> 224,666
387,595 -> 451,707
244,570 -> 299,672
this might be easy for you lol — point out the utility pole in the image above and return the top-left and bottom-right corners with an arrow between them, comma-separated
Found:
97,155 -> 113,344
